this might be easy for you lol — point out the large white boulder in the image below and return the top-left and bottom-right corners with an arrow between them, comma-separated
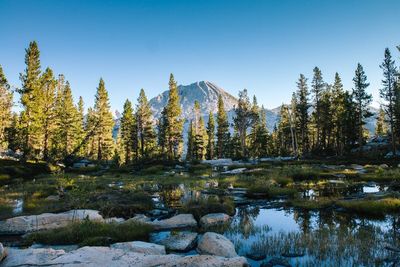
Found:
111,241 -> 166,255
158,232 -> 198,251
1,246 -> 248,267
152,214 -> 197,230
0,210 -> 103,234
197,232 -> 238,258
200,213 -> 231,228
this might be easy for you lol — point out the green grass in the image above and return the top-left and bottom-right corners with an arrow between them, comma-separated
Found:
24,220 -> 153,247
179,197 -> 235,221
337,197 -> 400,216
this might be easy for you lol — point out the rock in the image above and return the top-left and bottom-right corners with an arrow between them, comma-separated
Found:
197,232 -> 238,258
261,257 -> 291,267
200,213 -> 231,228
0,209 -> 104,234
111,241 -> 166,255
167,255 -> 249,267
221,168 -> 247,175
158,232 -> 198,251
104,217 -> 125,223
45,195 -> 60,201
152,214 -> 197,230
1,246 -> 248,267
201,158 -> 233,166
246,251 -> 266,260
380,164 -> 389,168
127,214 -> 152,224
0,242 -> 7,262
2,247 -> 66,266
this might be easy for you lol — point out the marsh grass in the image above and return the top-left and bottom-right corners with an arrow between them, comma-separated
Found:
337,197 -> 400,217
24,220 -> 153,247
179,196 -> 235,220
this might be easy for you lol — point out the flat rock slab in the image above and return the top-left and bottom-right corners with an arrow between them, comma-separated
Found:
0,209 -> 104,234
200,213 -> 231,228
197,232 -> 238,258
2,247 -> 66,266
2,246 -> 248,267
152,214 -> 197,230
158,232 -> 198,251
111,241 -> 166,255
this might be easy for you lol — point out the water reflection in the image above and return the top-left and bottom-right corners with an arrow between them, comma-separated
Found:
224,205 -> 400,266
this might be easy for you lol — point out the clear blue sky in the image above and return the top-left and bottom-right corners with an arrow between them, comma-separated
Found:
1,0 -> 399,113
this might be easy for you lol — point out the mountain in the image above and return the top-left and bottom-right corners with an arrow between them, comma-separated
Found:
148,81 -> 279,131
149,81 -> 237,120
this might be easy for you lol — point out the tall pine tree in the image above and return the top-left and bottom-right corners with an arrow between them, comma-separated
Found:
0,65 -> 13,150
216,95 -> 230,158
136,89 -> 156,159
352,63 -> 372,153
93,78 -> 115,161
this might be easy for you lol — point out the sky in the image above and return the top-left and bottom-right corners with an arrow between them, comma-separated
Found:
1,0 -> 399,113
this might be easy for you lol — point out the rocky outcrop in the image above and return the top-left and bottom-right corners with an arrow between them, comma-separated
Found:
152,214 -> 197,230
200,213 -> 231,228
158,232 -> 198,251
197,232 -> 238,258
0,210 -> 104,234
2,246 -> 248,267
111,241 -> 166,255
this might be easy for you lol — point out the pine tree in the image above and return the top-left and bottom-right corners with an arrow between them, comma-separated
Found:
157,107 -> 167,159
7,113 -> 21,152
311,67 -> 325,151
40,68 -> 56,160
206,111 -> 215,159
379,48 -> 397,155
376,106 -> 388,136
331,73 -> 346,155
93,78 -> 115,161
186,120 -> 194,161
0,65 -> 13,150
120,99 -> 135,164
276,105 -> 292,155
216,95 -> 230,158
75,96 -> 85,157
342,91 -> 358,149
136,89 -> 156,159
319,85 -> 333,152
352,63 -> 372,153
164,74 -> 183,160
295,74 -> 310,155
19,41 -> 42,159
195,116 -> 207,160
249,96 -> 261,158
233,89 -> 256,158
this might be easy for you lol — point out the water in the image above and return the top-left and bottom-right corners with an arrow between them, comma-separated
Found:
149,182 -> 398,266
